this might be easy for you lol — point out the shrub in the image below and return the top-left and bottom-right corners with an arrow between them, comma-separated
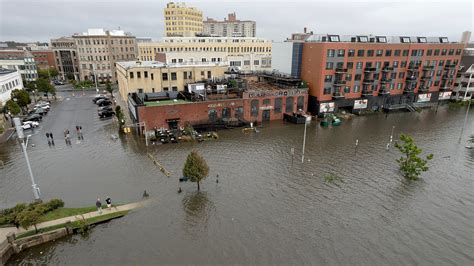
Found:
46,199 -> 64,211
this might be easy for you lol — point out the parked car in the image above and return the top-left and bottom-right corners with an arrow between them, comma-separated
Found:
98,109 -> 115,118
93,95 -> 108,103
97,99 -> 112,107
35,103 -> 50,110
21,121 -> 39,130
53,80 -> 65,85
34,108 -> 47,116
23,114 -> 42,122
98,106 -> 113,112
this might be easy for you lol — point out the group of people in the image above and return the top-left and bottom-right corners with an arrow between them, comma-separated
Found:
45,132 -> 55,146
95,197 -> 113,214
46,125 -> 84,146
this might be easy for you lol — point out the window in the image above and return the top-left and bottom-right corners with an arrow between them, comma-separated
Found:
399,72 -> 405,79
297,96 -> 304,111
401,37 -> 411,43
327,49 -> 335,57
401,61 -> 407,68
438,60 -> 444,66
411,50 -> 417,56
393,61 -> 399,68
171,72 -> 177,80
129,72 -> 134,79
151,73 -> 154,80
323,87 -> 331,95
367,50 -> 374,57
389,83 -> 395,90
348,49 -> 355,57
208,109 -> 218,121
373,73 -> 380,79
356,62 -> 363,69
448,49 -> 454,55
397,83 -> 402,90
207,71 -> 211,79
144,71 -> 148,78
418,49 -> 424,56
326,62 -> 334,70
244,60 -> 250,65
337,49 -> 345,57
162,73 -> 168,80
172,86 -> 178,91
344,86 -> 350,93
357,50 -> 365,57
254,60 -> 259,65
137,71 -> 141,78
434,49 -> 440,56
427,49 -> 433,56
324,75 -> 332,82
375,62 -> 382,69
285,97 -> 294,112
345,74 -> 352,81
385,50 -> 392,56
441,49 -> 447,56
274,98 -> 282,113
222,108 -> 231,119
201,71 -> 205,77
235,107 -> 243,118
251,100 -> 259,117
329,35 -> 340,42
347,62 -> 354,69
391,72 -> 397,79
394,50 -> 401,56
358,36 -> 368,42
376,50 -> 383,57
402,50 -> 409,56
163,87 -> 169,91
355,74 -> 362,81
455,49 -> 462,55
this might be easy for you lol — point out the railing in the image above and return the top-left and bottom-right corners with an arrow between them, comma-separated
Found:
380,78 -> 392,83
363,79 -> 375,84
444,64 -> 456,69
362,89 -> 373,95
335,68 -> 348,74
382,67 -> 394,72
422,65 -> 434,70
334,80 -> 346,86
418,86 -> 429,92
408,65 -> 420,70
421,76 -> 431,80
332,92 -> 344,98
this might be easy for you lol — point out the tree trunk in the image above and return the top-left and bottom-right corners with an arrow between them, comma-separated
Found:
197,181 -> 200,191
34,224 -> 38,233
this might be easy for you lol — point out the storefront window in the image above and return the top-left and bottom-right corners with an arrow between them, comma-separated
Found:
274,98 -> 282,113
285,97 -> 294,113
251,100 -> 259,117
297,96 -> 304,111
208,109 -> 217,121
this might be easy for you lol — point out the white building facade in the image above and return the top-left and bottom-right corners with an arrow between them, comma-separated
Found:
0,53 -> 38,82
0,69 -> 24,105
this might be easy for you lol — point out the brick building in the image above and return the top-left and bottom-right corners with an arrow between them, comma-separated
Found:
273,34 -> 464,115
127,72 -> 308,130
0,50 -> 56,70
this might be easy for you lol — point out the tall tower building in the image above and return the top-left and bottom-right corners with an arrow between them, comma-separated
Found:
164,2 -> 203,37
460,31 -> 471,44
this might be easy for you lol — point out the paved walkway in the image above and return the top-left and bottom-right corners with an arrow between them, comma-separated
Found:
0,200 -> 147,242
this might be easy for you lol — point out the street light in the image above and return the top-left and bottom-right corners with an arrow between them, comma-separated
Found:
301,118 -> 308,163
13,117 -> 41,201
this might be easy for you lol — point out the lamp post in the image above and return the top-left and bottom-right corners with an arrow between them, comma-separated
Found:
13,117 -> 41,201
301,119 -> 308,163
458,73 -> 472,144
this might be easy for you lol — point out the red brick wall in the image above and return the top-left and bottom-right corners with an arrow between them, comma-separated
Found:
31,51 -> 57,70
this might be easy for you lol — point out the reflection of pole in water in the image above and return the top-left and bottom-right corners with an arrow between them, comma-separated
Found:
387,126 -> 395,151
355,139 -> 359,154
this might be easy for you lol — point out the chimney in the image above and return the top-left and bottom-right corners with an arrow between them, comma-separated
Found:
304,27 -> 307,33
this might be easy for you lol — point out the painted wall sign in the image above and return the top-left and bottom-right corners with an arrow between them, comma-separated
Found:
319,102 -> 335,113
438,91 -> 452,100
353,99 -> 368,109
417,93 -> 432,102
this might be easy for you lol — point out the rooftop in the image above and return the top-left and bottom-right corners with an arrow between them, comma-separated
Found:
305,34 -> 458,44
143,99 -> 189,107
117,60 -> 228,69
0,68 -> 17,75
73,28 -> 133,37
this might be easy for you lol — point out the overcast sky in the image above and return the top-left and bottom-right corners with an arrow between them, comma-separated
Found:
0,0 -> 472,43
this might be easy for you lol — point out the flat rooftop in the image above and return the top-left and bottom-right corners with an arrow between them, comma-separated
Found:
117,60 -> 228,69
144,99 -> 189,107
305,34 -> 457,44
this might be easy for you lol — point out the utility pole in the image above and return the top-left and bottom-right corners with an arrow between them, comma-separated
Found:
13,117 -> 40,201
458,73 -> 472,144
301,119 -> 308,163
93,64 -> 99,93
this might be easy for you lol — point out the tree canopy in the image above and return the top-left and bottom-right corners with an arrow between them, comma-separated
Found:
10,89 -> 31,110
37,68 -> 59,79
5,100 -> 21,115
395,134 -> 433,180
183,150 -> 209,191
36,77 -> 56,98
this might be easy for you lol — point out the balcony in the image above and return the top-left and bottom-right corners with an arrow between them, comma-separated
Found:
335,68 -> 348,74
334,80 -> 346,86
364,67 -> 377,73
418,86 -> 429,92
403,87 -> 415,94
406,76 -> 418,82
380,78 -> 392,84
408,65 -> 420,70
422,65 -> 434,70
440,86 -> 451,91
382,66 -> 394,72
362,79 -> 374,84
380,89 -> 391,95
442,75 -> 454,80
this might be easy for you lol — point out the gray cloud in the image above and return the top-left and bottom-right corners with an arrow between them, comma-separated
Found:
0,0 -> 472,42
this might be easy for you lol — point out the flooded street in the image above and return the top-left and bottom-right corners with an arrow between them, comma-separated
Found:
1,91 -> 473,264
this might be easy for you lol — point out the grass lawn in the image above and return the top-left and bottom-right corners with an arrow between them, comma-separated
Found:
16,210 -> 129,239
39,206 -> 98,223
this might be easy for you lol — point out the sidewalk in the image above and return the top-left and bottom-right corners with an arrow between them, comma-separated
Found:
0,200 -> 147,242
0,127 -> 15,143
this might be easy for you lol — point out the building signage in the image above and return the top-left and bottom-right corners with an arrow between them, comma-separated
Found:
128,98 -> 137,120
247,89 -> 307,98
319,102 -> 335,113
438,91 -> 452,100
208,103 -> 224,108
353,99 -> 368,109
417,93 -> 432,103
259,106 -> 273,110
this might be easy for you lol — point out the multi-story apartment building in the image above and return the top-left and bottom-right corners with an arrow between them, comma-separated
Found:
116,60 -> 228,100
51,37 -> 80,80
274,34 -> 464,115
164,2 -> 203,37
138,37 -> 272,72
453,43 -> 474,101
0,50 -> 56,70
73,28 -> 137,83
0,51 -> 38,81
203,13 -> 256,37
0,68 -> 23,105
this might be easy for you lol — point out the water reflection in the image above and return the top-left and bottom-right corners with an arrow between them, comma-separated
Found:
182,191 -> 215,238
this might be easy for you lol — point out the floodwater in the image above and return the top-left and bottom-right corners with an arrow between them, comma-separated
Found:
1,92 -> 473,265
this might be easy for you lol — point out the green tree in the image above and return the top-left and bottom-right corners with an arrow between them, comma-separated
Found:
5,100 -> 21,116
10,89 -> 31,111
183,150 -> 209,191
66,73 -> 75,81
74,80 -> 94,90
105,81 -> 113,98
115,106 -> 125,131
18,209 -> 41,233
37,68 -> 59,80
36,78 -> 55,99
395,134 -> 434,180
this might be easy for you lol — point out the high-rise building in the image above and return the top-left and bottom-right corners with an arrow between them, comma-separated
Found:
203,13 -> 256,37
164,2 -> 203,37
51,37 -> 80,81
72,28 -> 137,83
138,37 -> 272,72
460,31 -> 471,44
272,34 -> 464,115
